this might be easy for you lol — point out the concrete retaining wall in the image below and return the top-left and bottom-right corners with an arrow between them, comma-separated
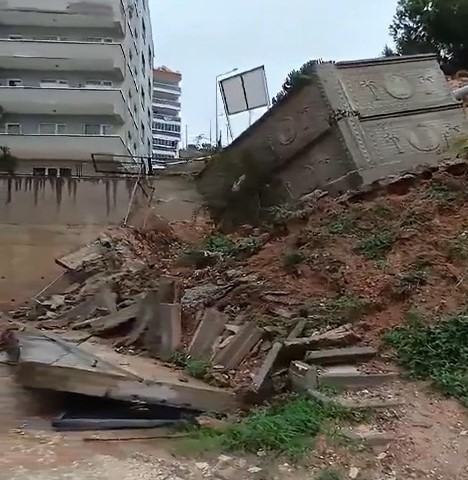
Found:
0,174 -> 201,308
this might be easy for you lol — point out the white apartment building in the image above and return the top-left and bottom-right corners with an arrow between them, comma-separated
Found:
152,67 -> 182,165
0,0 -> 154,176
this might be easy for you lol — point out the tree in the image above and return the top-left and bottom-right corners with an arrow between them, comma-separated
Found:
272,59 -> 323,105
390,0 -> 468,70
0,146 -> 17,174
381,44 -> 398,57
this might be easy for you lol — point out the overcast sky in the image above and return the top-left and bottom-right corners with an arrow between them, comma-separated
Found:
149,0 -> 399,145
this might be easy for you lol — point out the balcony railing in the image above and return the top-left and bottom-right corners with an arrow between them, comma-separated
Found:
153,114 -> 181,122
152,98 -> 181,108
153,82 -> 181,93
0,40 -> 125,77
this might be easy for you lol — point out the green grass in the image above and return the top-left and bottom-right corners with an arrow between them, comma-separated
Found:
181,396 -> 356,459
384,310 -> 468,405
357,231 -> 395,259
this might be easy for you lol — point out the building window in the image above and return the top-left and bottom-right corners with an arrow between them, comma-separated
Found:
59,168 -> 72,177
39,123 -> 66,134
8,35 -> 23,40
84,124 -> 111,135
85,80 -> 113,88
86,37 -> 103,42
33,168 -> 46,176
40,79 -> 68,88
7,79 -> 22,87
48,168 -> 58,177
6,123 -> 21,134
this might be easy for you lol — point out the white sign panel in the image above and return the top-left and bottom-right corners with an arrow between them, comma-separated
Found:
219,66 -> 269,115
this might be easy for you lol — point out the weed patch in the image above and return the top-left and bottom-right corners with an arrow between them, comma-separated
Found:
394,261 -> 430,298
384,310 -> 468,405
283,250 -> 304,273
357,231 -> 395,259
316,468 -> 344,480
427,183 -> 458,207
181,396 -> 356,458
183,234 -> 261,268
169,351 -> 210,380
447,231 -> 468,261
325,214 -> 357,235
301,294 -> 368,328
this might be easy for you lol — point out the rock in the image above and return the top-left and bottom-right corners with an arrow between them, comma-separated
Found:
349,466 -> 360,479
247,466 -> 262,474
195,462 -> 210,471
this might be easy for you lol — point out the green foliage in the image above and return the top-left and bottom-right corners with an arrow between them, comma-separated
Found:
0,146 -> 17,174
183,396 -> 356,458
283,250 -> 304,273
303,294 -> 368,327
385,310 -> 468,405
357,231 -> 395,259
390,0 -> 468,70
316,469 -> 343,480
169,351 -> 210,380
272,60 -> 321,105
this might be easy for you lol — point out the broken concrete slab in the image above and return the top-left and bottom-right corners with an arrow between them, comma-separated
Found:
74,303 -> 139,333
213,322 -> 263,369
282,326 -> 361,360
318,365 -> 398,389
306,389 -> 403,411
15,333 -> 237,412
340,427 -> 395,447
289,360 -> 318,393
55,242 -> 104,271
305,346 -> 377,365
189,308 -> 228,360
252,341 -> 283,392
56,286 -> 117,326
144,303 -> 182,359
287,319 -> 307,340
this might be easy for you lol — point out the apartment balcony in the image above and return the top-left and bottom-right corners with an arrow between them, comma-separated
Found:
0,0 -> 125,34
0,87 -> 127,120
153,114 -> 181,123
153,82 -> 182,95
0,134 -> 131,161
152,98 -> 181,110
0,40 -> 125,78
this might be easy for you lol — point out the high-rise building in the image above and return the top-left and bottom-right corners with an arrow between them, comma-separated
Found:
152,67 -> 182,165
0,0 -> 154,176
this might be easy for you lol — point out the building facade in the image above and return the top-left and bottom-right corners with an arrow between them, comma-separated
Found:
152,67 -> 182,165
0,0 -> 154,176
